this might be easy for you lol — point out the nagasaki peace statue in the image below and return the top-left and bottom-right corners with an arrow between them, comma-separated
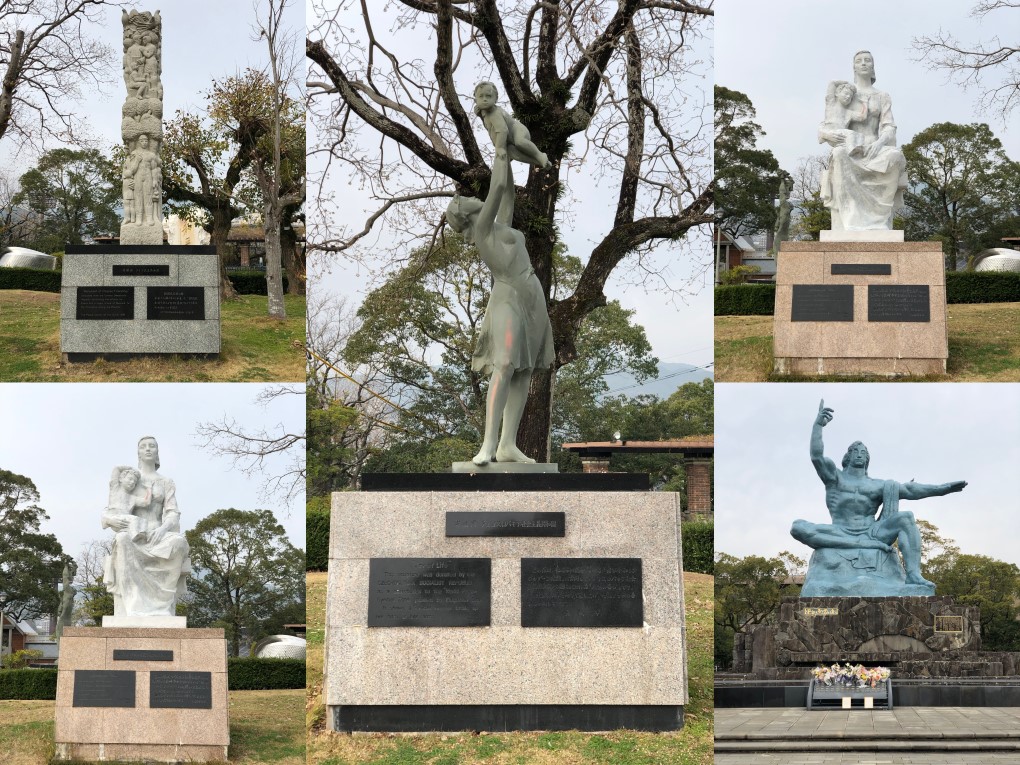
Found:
791,401 -> 967,596
772,50 -> 949,376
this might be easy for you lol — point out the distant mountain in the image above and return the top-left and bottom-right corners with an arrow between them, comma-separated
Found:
602,362 -> 712,400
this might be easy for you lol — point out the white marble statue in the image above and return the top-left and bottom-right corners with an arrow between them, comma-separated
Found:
817,51 -> 908,230
102,437 -> 190,619
120,9 -> 164,245
446,147 -> 554,466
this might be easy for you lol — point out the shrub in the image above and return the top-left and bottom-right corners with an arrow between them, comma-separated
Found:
715,283 -> 775,315
228,270 -> 289,295
718,265 -> 762,285
681,520 -> 714,574
0,649 -> 44,669
0,668 -> 58,700
0,267 -> 61,292
228,657 -> 305,690
946,271 -> 1020,304
306,499 -> 330,571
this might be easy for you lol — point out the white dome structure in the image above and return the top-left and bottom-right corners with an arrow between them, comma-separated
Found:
973,248 -> 1020,272
0,247 -> 57,270
253,634 -> 306,660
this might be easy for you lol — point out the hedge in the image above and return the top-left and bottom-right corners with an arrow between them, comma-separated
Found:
228,270 -> 289,295
714,283 -> 775,315
0,267 -> 61,292
227,657 -> 305,690
946,271 -> 1020,303
715,271 -> 1020,315
681,519 -> 714,575
307,503 -> 330,571
0,668 -> 58,699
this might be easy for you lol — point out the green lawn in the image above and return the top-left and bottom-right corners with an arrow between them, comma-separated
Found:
306,570 -> 714,765
715,302 -> 1020,382
0,290 -> 305,382
0,689 -> 303,765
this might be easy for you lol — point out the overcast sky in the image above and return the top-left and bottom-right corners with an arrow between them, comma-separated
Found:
715,383 -> 1020,567
1,0 -> 302,176
307,2 -> 715,382
0,383 -> 306,565
716,0 -> 1020,178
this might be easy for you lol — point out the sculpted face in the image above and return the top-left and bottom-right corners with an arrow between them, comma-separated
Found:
138,134 -> 149,150
853,51 -> 875,83
474,83 -> 497,110
119,470 -> 139,491
836,83 -> 855,107
843,441 -> 870,470
137,437 -> 159,464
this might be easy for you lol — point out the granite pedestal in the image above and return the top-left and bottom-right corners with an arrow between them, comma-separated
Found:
60,245 -> 220,358
326,490 -> 687,731
773,241 -> 947,376
54,627 -> 229,762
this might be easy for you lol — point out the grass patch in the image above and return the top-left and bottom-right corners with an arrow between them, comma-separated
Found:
0,290 -> 305,382
0,691 -> 302,765
715,302 -> 1020,381
306,571 -> 714,765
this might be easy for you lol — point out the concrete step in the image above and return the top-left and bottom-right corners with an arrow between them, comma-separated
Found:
715,738 -> 1020,752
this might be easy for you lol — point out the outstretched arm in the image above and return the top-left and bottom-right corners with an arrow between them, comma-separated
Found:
900,480 -> 967,500
811,399 -> 839,485
475,151 -> 509,240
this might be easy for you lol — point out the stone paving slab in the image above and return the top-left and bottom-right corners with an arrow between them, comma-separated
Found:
717,754 -> 1020,764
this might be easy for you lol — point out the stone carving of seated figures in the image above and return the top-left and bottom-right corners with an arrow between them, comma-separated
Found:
792,401 -> 967,596
102,437 -> 190,621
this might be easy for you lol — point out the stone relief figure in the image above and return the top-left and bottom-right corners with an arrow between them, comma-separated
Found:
54,562 -> 77,641
773,178 -> 791,253
102,437 -> 190,618
123,133 -> 162,226
817,51 -> 908,230
791,400 -> 967,596
446,150 -> 555,466
473,81 -> 550,170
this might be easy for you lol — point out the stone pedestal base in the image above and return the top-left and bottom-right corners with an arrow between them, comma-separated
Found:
120,221 -> 166,246
102,615 -> 188,628
60,244 -> 221,357
326,491 -> 687,731
773,241 -> 947,377
54,627 -> 229,763
451,461 -> 559,474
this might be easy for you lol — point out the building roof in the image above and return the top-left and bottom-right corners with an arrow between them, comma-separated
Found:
561,436 -> 714,457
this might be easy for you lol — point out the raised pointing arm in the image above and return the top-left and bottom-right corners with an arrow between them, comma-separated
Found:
811,399 -> 839,485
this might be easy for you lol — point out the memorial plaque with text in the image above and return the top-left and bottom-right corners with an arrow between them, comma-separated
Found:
75,287 -> 134,320
147,286 -> 205,320
521,558 -> 643,627
72,670 -> 135,707
868,285 -> 930,322
446,512 -> 565,537
149,671 -> 213,709
831,263 -> 892,275
112,264 -> 170,276
791,284 -> 854,322
112,649 -> 173,662
368,558 -> 491,627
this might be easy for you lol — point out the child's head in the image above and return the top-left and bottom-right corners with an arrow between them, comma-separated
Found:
834,81 -> 856,108
119,467 -> 141,492
474,81 -> 498,104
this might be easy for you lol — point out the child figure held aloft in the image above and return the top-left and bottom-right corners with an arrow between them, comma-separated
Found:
473,81 -> 550,169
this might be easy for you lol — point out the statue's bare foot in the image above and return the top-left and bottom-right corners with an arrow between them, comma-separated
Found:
495,444 -> 535,463
905,573 -> 935,588
472,446 -> 496,466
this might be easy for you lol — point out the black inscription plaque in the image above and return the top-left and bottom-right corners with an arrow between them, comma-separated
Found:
446,512 -> 565,537
149,671 -> 213,709
368,558 -> 491,627
868,284 -> 930,322
75,286 -> 134,320
521,558 -> 643,627
112,264 -> 170,276
112,649 -> 173,662
146,286 -> 205,320
791,284 -> 854,322
831,263 -> 892,275
72,669 -> 135,707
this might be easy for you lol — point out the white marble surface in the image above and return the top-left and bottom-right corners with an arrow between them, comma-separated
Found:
820,229 -> 904,242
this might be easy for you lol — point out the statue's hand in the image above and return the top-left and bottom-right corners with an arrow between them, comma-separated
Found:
147,525 -> 167,545
943,480 -> 967,494
815,398 -> 834,427
106,514 -> 131,532
864,141 -> 883,161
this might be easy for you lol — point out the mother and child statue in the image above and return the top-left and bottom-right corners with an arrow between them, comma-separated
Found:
101,436 -> 190,622
446,81 -> 554,468
792,401 -> 967,597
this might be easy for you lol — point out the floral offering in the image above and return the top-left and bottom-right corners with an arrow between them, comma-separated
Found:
812,663 -> 891,688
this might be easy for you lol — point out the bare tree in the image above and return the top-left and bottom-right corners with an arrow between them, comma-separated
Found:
193,385 -> 306,513
913,1 -> 1020,121
0,0 -> 119,148
307,0 -> 714,459
249,0 -> 305,318
73,538 -> 112,626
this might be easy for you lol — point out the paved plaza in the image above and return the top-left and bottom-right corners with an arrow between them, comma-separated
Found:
716,707 -> 1020,763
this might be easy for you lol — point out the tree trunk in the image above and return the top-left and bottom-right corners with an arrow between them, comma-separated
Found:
280,209 -> 304,295
210,207 -> 237,300
518,368 -> 554,462
264,201 -> 287,319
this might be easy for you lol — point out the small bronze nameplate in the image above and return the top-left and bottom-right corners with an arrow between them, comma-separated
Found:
112,264 -> 170,276
802,607 -> 839,616
75,286 -> 134,320
831,264 -> 892,275
791,284 -> 854,322
72,670 -> 135,707
149,671 -> 213,709
446,512 -> 565,537
934,615 -> 964,633
112,649 -> 173,662
868,285 -> 930,322
147,286 -> 205,320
